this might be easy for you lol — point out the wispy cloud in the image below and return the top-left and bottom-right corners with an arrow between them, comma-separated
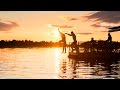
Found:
0,20 -> 19,31
100,31 -> 108,32
82,11 -> 120,30
108,26 -> 120,32
59,16 -> 79,21
84,11 -> 120,24
91,23 -> 110,28
76,33 -> 92,35
48,24 -> 73,28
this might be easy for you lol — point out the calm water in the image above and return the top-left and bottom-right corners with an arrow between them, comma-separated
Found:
0,48 -> 120,79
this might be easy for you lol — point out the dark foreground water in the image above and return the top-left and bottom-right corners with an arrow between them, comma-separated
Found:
0,48 -> 120,79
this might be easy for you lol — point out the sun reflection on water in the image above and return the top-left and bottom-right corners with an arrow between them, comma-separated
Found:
54,48 -> 61,78
0,48 -> 120,79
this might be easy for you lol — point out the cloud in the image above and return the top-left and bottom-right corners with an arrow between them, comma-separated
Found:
59,16 -> 79,21
67,17 -> 79,21
100,31 -> 108,32
91,24 -> 101,28
48,24 -> 73,28
109,26 -> 120,29
84,11 -> 120,24
91,23 -> 109,28
82,11 -> 120,30
76,33 -> 92,35
59,25 -> 73,28
0,20 -> 19,31
108,26 -> 120,32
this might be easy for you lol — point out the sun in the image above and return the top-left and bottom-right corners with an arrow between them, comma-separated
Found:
54,30 -> 60,38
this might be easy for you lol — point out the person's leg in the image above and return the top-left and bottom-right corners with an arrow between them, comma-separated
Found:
71,42 -> 74,52
65,48 -> 66,53
62,43 -> 64,53
65,45 -> 66,53
63,47 -> 66,53
65,43 -> 66,53
63,43 -> 66,53
62,47 -> 64,53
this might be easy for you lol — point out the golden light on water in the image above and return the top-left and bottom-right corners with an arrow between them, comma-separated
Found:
54,48 -> 61,78
0,48 -> 119,79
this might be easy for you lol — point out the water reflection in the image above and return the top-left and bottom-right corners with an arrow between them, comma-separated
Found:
0,48 -> 120,79
59,57 -> 120,79
0,48 -> 63,79
54,48 -> 61,78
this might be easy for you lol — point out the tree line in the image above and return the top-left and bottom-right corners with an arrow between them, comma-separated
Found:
0,40 -> 66,48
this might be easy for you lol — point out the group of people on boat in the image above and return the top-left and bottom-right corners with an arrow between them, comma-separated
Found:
58,29 -> 112,54
89,33 -> 112,52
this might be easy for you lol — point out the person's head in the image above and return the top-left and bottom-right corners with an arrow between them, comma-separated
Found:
91,37 -> 94,40
71,31 -> 74,34
108,33 -> 111,36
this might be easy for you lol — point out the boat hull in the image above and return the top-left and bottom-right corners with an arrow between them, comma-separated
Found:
68,52 -> 120,60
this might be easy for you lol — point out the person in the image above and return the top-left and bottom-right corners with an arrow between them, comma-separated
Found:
90,37 -> 95,52
58,29 -> 66,53
107,33 -> 112,43
65,31 -> 79,53
106,33 -> 112,52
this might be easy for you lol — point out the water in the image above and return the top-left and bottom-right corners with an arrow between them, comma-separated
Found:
0,48 -> 120,79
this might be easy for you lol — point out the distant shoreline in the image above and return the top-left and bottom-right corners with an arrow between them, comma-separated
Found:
0,40 -> 66,48
1,39 -> 119,49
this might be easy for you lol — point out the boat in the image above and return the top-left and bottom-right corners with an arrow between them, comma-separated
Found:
68,51 -> 120,60
68,40 -> 120,60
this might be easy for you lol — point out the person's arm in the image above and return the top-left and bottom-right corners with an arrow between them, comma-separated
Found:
58,28 -> 60,33
65,33 -> 72,36
58,28 -> 63,35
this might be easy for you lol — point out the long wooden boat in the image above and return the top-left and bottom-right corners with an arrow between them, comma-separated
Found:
68,51 -> 120,60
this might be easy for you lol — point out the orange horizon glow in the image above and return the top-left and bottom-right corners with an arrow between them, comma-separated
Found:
0,11 -> 120,43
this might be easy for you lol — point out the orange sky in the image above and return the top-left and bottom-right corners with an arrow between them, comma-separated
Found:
0,11 -> 120,43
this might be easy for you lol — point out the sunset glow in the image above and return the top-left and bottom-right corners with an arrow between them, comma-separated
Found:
0,11 -> 120,43
54,29 -> 60,38
0,11 -> 120,79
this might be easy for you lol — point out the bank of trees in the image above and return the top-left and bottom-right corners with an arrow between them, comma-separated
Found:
0,40 -> 64,48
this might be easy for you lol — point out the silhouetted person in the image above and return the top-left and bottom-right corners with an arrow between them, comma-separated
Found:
65,31 -> 79,53
90,37 -> 95,52
58,29 -> 66,53
106,33 -> 112,52
107,33 -> 112,43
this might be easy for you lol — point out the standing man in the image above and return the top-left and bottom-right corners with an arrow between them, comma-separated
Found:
65,31 -> 79,53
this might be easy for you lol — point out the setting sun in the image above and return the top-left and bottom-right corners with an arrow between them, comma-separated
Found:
54,29 -> 60,38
